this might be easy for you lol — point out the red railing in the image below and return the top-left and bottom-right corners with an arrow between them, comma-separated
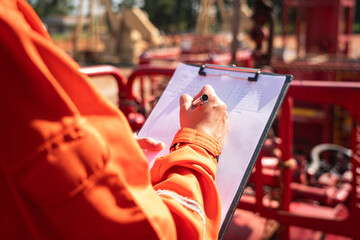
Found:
80,65 -> 127,101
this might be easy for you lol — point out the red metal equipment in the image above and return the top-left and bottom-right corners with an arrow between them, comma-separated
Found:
238,80 -> 360,239
126,64 -> 175,103
79,65 -> 146,130
282,0 -> 356,56
125,65 -> 176,131
250,0 -> 275,67
274,0 -> 360,155
272,61 -> 360,156
79,65 -> 127,97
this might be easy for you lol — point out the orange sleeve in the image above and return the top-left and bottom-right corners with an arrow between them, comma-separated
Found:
151,128 -> 222,240
0,1 -> 222,240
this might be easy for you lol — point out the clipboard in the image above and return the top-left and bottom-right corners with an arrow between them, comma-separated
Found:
198,64 -> 261,82
137,63 -> 292,239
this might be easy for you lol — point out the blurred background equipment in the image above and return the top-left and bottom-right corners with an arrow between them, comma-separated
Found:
102,0 -> 162,64
74,0 -> 163,64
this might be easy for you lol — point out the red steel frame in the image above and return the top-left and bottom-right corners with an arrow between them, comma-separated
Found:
79,65 -> 127,102
282,0 -> 356,56
80,65 -> 148,130
126,64 -> 176,103
249,81 -> 360,239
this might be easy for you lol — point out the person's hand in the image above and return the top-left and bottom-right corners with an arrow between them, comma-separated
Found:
179,85 -> 229,147
137,137 -> 165,151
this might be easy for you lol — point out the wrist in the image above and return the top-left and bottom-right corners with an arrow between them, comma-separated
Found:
170,128 -> 221,157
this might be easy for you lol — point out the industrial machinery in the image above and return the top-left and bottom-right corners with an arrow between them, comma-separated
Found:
196,0 -> 253,35
236,80 -> 360,240
281,0 -> 355,57
139,0 -> 254,67
272,0 -> 360,155
74,0 -> 163,64
106,6 -> 163,64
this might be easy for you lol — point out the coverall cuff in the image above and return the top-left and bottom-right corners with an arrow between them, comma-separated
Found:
170,127 -> 221,157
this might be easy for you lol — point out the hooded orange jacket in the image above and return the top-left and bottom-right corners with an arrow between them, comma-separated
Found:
0,0 -> 221,239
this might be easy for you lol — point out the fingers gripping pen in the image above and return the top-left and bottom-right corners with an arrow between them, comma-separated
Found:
192,94 -> 208,109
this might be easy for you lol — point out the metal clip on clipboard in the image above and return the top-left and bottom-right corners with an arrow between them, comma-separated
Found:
198,64 -> 261,82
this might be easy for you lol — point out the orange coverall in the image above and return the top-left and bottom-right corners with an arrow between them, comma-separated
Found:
0,0 -> 222,239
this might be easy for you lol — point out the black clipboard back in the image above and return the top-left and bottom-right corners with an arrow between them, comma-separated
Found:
199,64 -> 261,82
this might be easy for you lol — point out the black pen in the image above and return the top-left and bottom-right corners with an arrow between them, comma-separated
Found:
192,94 -> 208,109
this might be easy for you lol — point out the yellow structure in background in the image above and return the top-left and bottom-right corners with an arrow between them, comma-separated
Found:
74,0 -> 163,64
196,0 -> 253,36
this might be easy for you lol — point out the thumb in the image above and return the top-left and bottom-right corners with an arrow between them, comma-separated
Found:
180,94 -> 193,111
137,137 -> 165,151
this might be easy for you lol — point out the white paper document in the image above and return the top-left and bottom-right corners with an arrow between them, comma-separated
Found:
138,63 -> 289,235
